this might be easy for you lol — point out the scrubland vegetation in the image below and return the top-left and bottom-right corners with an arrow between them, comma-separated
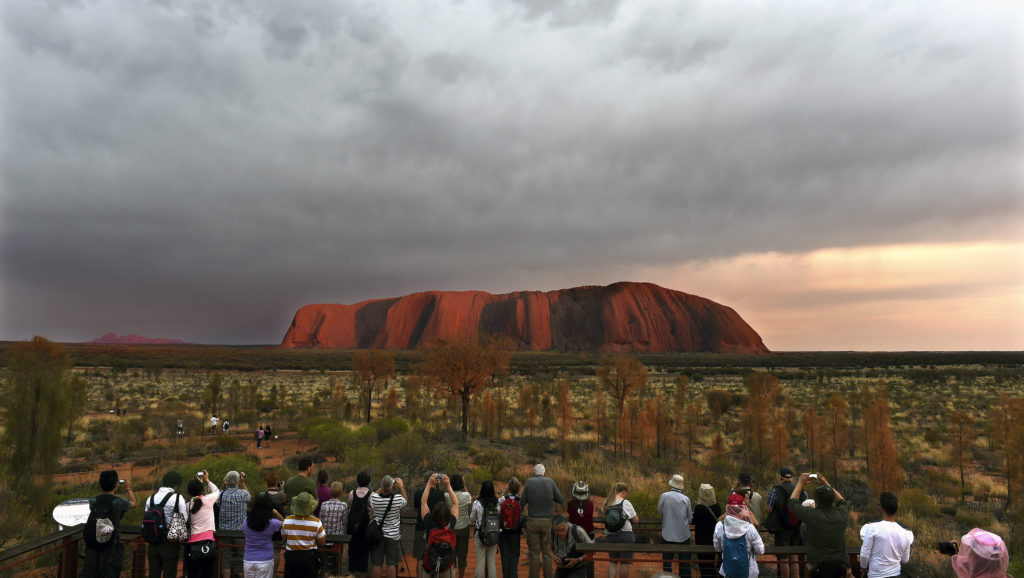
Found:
1,339 -> 1022,575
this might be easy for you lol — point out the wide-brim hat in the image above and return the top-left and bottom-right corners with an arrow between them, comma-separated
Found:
291,491 -> 318,516
668,474 -> 685,490
572,481 -> 590,499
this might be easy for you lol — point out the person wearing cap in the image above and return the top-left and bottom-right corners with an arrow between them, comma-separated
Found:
950,528 -> 1009,578
764,467 -> 806,578
788,473 -> 850,576
859,491 -> 913,578
732,472 -> 763,523
522,464 -> 565,578
217,470 -> 250,578
282,491 -> 326,577
567,481 -> 595,539
657,474 -> 693,576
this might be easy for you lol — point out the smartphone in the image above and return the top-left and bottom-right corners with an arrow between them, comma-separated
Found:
197,471 -> 204,479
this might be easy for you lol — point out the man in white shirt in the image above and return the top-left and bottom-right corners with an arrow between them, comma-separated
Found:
657,474 -> 693,576
859,492 -> 913,578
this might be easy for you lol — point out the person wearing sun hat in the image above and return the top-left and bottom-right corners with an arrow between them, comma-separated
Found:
282,491 -> 326,577
692,484 -> 721,578
657,474 -> 693,576
568,481 -> 595,538
951,527 -> 1009,578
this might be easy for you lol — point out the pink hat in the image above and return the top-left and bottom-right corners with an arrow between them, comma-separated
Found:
951,528 -> 1008,578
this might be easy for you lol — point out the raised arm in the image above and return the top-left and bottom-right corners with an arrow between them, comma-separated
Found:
443,474 -> 458,517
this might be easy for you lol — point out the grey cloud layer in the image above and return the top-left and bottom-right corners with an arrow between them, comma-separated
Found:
2,0 -> 1021,343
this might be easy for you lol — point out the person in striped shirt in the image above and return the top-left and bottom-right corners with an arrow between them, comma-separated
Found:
282,492 -> 326,577
370,475 -> 408,578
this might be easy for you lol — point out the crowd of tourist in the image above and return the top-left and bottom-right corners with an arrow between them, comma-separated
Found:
79,462 -> 1011,578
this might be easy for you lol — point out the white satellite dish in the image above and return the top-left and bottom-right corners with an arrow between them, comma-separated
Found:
53,498 -> 91,529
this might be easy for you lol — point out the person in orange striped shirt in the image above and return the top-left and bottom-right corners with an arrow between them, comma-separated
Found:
282,492 -> 326,577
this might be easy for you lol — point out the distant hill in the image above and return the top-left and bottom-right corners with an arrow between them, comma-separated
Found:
89,333 -> 186,345
281,281 -> 770,354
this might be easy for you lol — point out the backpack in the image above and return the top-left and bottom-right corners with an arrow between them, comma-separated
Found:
480,504 -> 500,546
721,533 -> 748,577
764,484 -> 800,533
347,491 -> 371,537
604,501 -> 626,532
499,496 -> 521,532
423,525 -> 457,576
83,494 -> 119,549
141,491 -> 175,543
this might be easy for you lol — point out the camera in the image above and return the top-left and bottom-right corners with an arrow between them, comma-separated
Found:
436,473 -> 445,483
118,479 -> 125,485
938,541 -> 959,556
809,474 -> 819,480
197,471 -> 204,479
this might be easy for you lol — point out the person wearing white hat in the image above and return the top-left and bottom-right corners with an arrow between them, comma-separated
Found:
657,474 -> 693,576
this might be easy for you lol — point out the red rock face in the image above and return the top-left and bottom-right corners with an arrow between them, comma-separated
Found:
280,282 -> 769,353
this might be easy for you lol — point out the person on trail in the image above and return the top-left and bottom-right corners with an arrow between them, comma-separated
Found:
210,415 -> 218,434
522,464 -> 565,578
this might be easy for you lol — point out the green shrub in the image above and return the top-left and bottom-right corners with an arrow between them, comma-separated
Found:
214,435 -> 240,451
899,488 -> 938,518
954,509 -> 992,530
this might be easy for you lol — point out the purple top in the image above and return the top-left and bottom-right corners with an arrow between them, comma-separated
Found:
315,485 -> 332,517
242,518 -> 282,562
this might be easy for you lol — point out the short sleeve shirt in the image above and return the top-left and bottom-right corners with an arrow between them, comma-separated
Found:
370,492 -> 407,539
607,499 -> 637,533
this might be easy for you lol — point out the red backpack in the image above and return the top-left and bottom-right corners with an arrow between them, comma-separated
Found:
499,496 -> 521,532
423,526 -> 457,576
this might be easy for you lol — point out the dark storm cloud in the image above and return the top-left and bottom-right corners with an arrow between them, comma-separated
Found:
1,0 -> 1021,343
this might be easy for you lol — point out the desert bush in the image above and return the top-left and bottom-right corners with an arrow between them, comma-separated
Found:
954,509 -> 993,531
214,435 -> 240,451
370,417 -> 410,442
899,488 -> 939,518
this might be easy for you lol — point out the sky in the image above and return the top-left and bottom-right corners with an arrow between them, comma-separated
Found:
1,0 -> 1022,351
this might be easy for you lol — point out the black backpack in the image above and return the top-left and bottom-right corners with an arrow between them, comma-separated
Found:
141,491 -> 175,543
764,483 -> 800,533
347,491 -> 371,536
480,504 -> 500,546
83,494 -> 120,549
604,502 -> 626,532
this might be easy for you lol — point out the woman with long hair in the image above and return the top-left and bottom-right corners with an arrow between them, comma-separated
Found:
242,494 -> 285,578
471,480 -> 500,578
185,471 -> 220,578
314,469 -> 331,517
602,482 -> 638,578
498,477 -> 523,578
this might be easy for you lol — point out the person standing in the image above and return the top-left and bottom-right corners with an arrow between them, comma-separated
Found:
859,492 -> 913,578
145,471 -> 189,578
347,470 -> 374,577
657,474 -> 693,576
284,457 -> 317,513
320,482 -> 350,578
567,482 -> 595,539
692,484 -> 722,578
210,415 -> 218,434
216,471 -> 250,578
603,483 -> 639,578
521,464 -> 565,578
282,492 -> 326,577
498,477 -> 524,578
81,470 -> 136,578
421,474 -> 460,578
242,495 -> 285,578
256,426 -> 264,449
788,474 -> 850,576
370,475 -> 408,578
447,475 -> 474,578
314,469 -> 331,518
414,473 -> 447,563
713,500 -> 764,577
470,480 -> 500,578
764,468 -> 805,578
733,473 -> 763,523
185,472 -> 220,578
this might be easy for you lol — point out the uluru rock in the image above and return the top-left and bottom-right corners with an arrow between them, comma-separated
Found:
281,282 -> 769,354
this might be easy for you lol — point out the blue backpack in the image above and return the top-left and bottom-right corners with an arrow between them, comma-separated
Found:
721,533 -> 748,577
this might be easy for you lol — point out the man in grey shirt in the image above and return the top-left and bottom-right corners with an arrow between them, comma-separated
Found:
521,464 -> 565,578
657,474 -> 693,576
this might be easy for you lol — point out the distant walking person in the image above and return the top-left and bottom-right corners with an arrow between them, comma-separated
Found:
256,426 -> 264,448
859,492 -> 913,578
522,464 -> 565,578
176,419 -> 185,437
658,474 -> 693,576
81,470 -> 136,578
210,415 -> 218,434
222,420 -> 229,434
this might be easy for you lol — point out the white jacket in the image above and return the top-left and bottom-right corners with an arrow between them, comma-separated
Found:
713,515 -> 765,577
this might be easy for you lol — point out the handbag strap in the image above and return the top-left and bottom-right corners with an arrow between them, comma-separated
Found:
377,493 -> 396,525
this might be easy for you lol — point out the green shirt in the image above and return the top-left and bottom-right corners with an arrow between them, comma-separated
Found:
789,498 -> 850,568
284,475 -> 317,513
